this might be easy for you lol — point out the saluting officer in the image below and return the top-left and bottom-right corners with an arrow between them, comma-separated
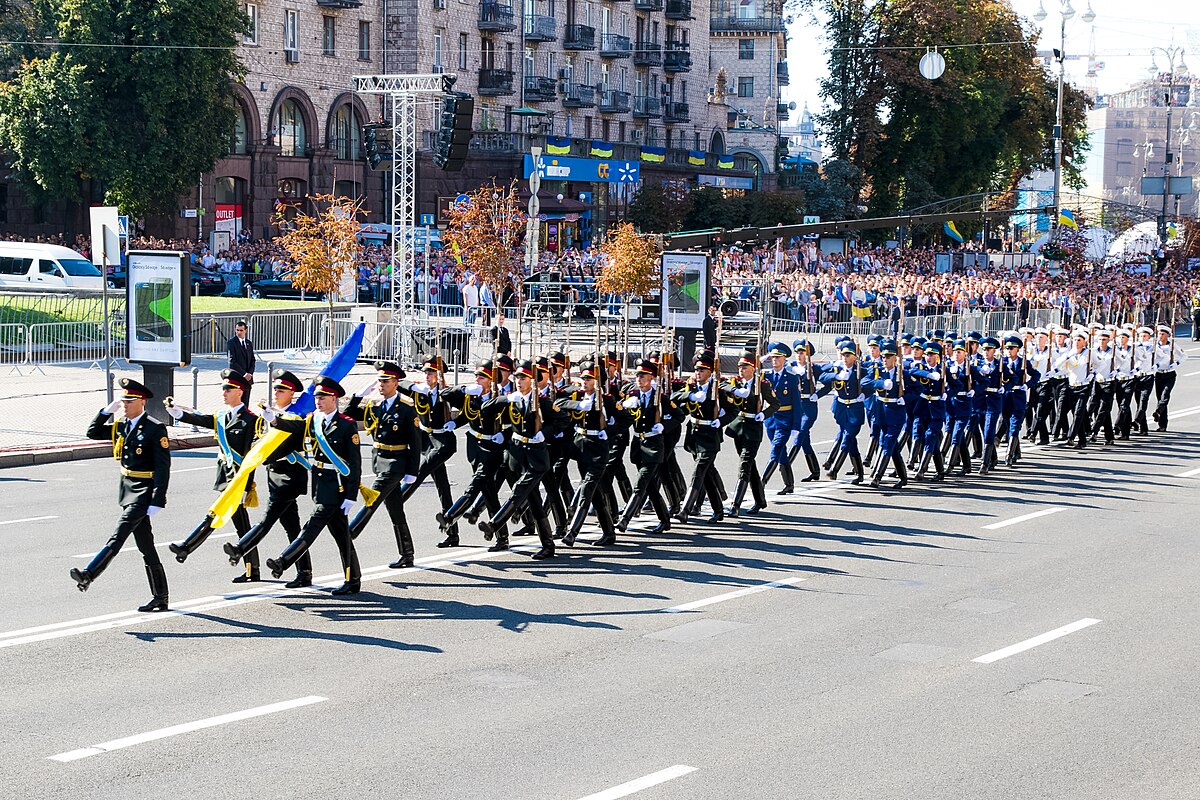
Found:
223,369 -> 313,588
265,376 -> 364,595
556,360 -> 619,547
345,361 -> 421,569
722,350 -> 778,515
167,369 -> 261,582
73,378 -> 172,612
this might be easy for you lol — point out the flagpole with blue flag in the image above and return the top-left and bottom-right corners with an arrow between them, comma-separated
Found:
944,221 -> 964,243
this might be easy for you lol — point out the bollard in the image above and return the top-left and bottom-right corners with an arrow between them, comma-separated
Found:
453,348 -> 460,385
266,360 -> 275,392
106,370 -> 115,404
190,367 -> 200,432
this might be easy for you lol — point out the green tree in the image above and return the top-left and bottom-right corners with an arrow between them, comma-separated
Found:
795,160 -> 861,221
626,182 -> 685,232
0,0 -> 246,216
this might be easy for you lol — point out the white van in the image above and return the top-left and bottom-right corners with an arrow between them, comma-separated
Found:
0,242 -> 105,291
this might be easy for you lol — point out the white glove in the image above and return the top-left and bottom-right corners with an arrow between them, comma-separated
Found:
856,394 -> 866,402
103,399 -> 122,415
408,382 -> 432,395
786,364 -> 803,375
883,379 -> 893,390
440,420 -> 457,432
166,405 -> 183,420
146,505 -> 164,517
402,474 -> 417,485
529,431 -> 545,443
340,499 -> 354,515
733,387 -> 751,398
967,390 -> 975,398
897,397 -> 905,407
259,405 -> 277,423
579,396 -> 594,412
505,391 -> 524,403
689,390 -> 706,402
620,396 -> 639,409
597,430 -> 608,441
753,412 -> 765,422
708,418 -> 720,428
650,423 -> 664,434
490,432 -> 505,444
808,393 -> 818,402
355,380 -> 378,398
463,384 -> 483,396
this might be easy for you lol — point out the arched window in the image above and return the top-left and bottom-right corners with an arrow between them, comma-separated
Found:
334,180 -> 361,199
277,99 -> 307,156
232,105 -> 248,155
333,105 -> 361,160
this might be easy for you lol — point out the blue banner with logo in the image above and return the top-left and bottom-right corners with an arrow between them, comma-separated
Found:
523,155 -> 640,184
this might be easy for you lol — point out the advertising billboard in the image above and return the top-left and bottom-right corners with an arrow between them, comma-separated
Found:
661,251 -> 708,329
126,251 -> 191,366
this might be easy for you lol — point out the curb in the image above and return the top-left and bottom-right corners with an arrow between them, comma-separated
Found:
0,434 -> 216,470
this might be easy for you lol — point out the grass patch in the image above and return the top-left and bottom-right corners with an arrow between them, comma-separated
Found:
190,296 -> 329,313
0,293 -> 330,326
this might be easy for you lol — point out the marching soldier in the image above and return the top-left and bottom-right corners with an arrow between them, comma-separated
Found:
1152,324 -> 1187,431
616,359 -> 675,535
819,340 -> 867,484
167,370 -> 261,582
862,334 -> 885,469
1113,328 -> 1136,440
345,361 -> 420,568
1054,329 -> 1093,449
1088,329 -> 1118,445
264,376 -> 364,595
944,340 -> 978,475
535,355 -> 571,538
222,369 -> 313,587
975,338 -> 1004,473
648,349 -> 686,516
861,338 -> 909,488
909,341 -> 948,481
1001,335 -> 1040,465
786,338 -> 825,483
722,350 -> 778,514
673,351 -> 727,524
759,342 -> 798,495
72,378 -> 171,612
602,351 -> 636,506
1132,325 -> 1156,435
1025,328 -> 1054,445
556,361 -> 619,547
397,355 -> 461,547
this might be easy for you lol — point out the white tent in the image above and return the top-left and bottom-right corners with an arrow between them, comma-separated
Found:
1107,221 -> 1159,262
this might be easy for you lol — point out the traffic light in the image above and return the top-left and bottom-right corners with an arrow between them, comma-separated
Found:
361,123 -> 387,170
433,91 -> 474,172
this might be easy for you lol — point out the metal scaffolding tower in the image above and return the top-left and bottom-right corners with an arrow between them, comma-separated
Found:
354,73 -> 456,363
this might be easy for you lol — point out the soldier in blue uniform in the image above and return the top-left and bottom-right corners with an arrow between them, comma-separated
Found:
862,334 -> 885,469
944,340 -> 979,475
819,340 -> 867,484
785,338 -> 826,482
759,342 -> 799,494
1001,334 -> 1040,466
822,335 -> 855,472
909,342 -> 948,481
861,338 -> 909,489
966,330 -> 986,457
904,336 -> 927,469
975,337 -> 1005,473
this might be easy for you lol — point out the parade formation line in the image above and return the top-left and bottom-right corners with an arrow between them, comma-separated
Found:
981,507 -> 1067,530
576,765 -> 699,800
972,618 -> 1102,664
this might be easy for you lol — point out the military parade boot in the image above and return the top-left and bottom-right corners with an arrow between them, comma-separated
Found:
223,520 -> 270,566
940,433 -> 953,459
891,453 -> 909,489
463,492 -> 488,525
593,506 -> 618,547
675,478 -> 707,525
168,515 -> 216,564
1004,438 -> 1018,467
822,449 -> 838,472
436,527 -> 461,548
331,567 -> 360,596
487,532 -> 510,552
285,569 -> 313,589
760,461 -> 778,488
136,565 -> 169,613
70,542 -> 120,592
915,450 -> 934,481
706,500 -> 725,524
801,450 -> 821,482
562,499 -> 590,546
615,469 -> 633,502
266,536 -> 309,580
931,450 -> 947,482
616,483 -> 652,532
906,443 -> 920,470
647,491 -> 672,534
958,441 -> 974,475
864,437 -> 878,471
849,453 -> 865,485
479,498 -> 517,540
231,559 -> 261,584
787,443 -> 803,466
868,452 -> 889,488
531,513 -> 558,559
436,492 -> 476,533
746,472 -> 768,514
777,462 -> 795,495
970,427 -> 984,458
390,522 -> 416,568
725,479 -> 748,518
827,450 -> 848,481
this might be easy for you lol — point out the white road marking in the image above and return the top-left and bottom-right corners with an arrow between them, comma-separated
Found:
70,531 -> 238,559
972,618 -> 1101,664
0,515 -> 58,527
1175,466 -> 1200,478
1183,369 -> 1200,377
577,765 -> 698,800
664,576 -> 806,613
172,465 -> 215,474
47,696 -> 327,763
981,507 -> 1066,530
1169,407 -> 1200,420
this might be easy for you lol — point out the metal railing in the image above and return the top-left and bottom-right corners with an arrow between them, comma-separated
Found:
28,321 -> 124,366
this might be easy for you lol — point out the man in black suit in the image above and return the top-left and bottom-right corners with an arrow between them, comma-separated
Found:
489,312 -> 513,355
702,305 -> 719,351
228,320 -> 256,402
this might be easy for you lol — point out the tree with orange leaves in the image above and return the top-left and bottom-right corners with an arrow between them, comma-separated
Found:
275,193 -> 365,353
597,222 -> 662,361
442,179 -> 526,321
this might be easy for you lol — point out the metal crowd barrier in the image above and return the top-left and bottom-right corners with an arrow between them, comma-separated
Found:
0,323 -> 30,367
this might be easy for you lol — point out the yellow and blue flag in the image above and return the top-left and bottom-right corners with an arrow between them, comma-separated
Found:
943,221 -> 964,243
688,150 -> 707,166
717,155 -> 735,170
589,139 -> 613,157
640,145 -> 666,163
1167,221 -> 1179,239
1058,208 -> 1079,230
546,136 -> 571,155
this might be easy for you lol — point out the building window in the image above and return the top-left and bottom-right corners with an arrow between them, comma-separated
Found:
277,99 -> 307,156
232,105 -> 248,154
738,76 -> 754,97
243,3 -> 258,45
433,29 -> 444,70
333,104 -> 361,160
334,180 -> 361,200
284,9 -> 299,53
358,21 -> 370,60
322,16 -> 336,56
738,39 -> 753,59
458,33 -> 468,70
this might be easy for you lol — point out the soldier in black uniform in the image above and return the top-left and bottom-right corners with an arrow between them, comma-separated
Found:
673,351 -> 726,524
440,359 -> 511,551
72,378 -> 172,612
397,355 -> 461,547
265,376 -> 364,595
345,361 -> 421,568
615,359 -> 674,535
478,360 -> 557,560
457,352 -> 517,527
222,369 -> 313,588
536,355 -> 571,538
548,350 -> 577,515
601,351 -> 635,505
167,369 -> 262,582
722,350 -> 778,517
555,360 -> 617,547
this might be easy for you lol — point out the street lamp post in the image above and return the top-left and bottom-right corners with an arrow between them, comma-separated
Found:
1150,46 -> 1187,245
1034,0 -> 1094,239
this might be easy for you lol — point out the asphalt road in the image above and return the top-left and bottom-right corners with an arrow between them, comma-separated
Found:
4,355 -> 1200,799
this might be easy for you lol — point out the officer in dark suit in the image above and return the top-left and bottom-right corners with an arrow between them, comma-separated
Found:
223,369 -> 313,588
228,320 -> 256,402
702,305 -> 719,351
555,360 -> 617,547
167,370 -> 262,582
345,361 -> 421,569
673,350 -> 726,524
615,359 -> 674,535
266,376 -> 364,595
722,350 -> 778,516
72,378 -> 172,612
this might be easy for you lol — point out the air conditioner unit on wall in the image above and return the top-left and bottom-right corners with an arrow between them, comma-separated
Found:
285,49 -> 300,63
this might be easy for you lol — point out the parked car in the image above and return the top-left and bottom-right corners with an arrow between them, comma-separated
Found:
106,266 -> 225,295
246,272 -> 374,303
0,243 -> 104,290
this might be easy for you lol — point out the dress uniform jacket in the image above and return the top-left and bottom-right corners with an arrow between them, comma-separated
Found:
178,405 -> 259,491
87,411 -> 171,508
346,394 -> 420,479
275,412 -> 363,506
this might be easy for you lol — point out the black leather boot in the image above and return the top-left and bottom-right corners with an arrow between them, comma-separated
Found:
70,542 -> 120,592
760,461 -> 778,488
137,565 -> 169,612
725,479 -> 748,518
168,515 -> 215,564
777,461 -> 795,495
891,452 -> 909,489
868,450 -> 889,487
849,454 -> 865,485
915,451 -> 933,481
285,571 -> 313,589
479,498 -> 517,539
801,450 -> 821,482
827,451 -> 847,480
931,450 -> 946,482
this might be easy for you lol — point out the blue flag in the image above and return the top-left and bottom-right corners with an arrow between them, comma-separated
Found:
944,221 -> 964,243
292,322 -> 365,415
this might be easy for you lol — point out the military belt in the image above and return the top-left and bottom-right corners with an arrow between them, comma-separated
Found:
985,388 -> 1001,393
774,405 -> 792,411
468,429 -> 497,440
920,394 -> 944,401
836,397 -> 862,405
879,398 -> 903,404
120,468 -> 154,479
511,433 -> 541,444
738,411 -> 760,418
575,428 -> 605,437
374,442 -> 409,452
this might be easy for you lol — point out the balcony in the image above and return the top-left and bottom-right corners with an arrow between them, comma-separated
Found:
710,15 -> 786,33
776,102 -> 790,120
777,61 -> 789,85
599,89 -> 631,113
634,0 -> 664,9
564,24 -> 597,50
664,41 -> 691,72
477,68 -> 515,96
524,14 -> 557,42
523,75 -> 557,102
478,2 -> 517,32
632,41 -> 662,66
563,83 -> 596,108
317,0 -> 362,7
665,0 -> 692,18
600,33 -> 632,58
663,101 -> 689,123
632,96 -> 661,118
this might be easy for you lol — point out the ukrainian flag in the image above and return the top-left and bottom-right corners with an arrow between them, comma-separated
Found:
641,145 -> 666,163
1058,208 -> 1079,230
589,139 -> 613,158
1167,220 -> 1179,239
717,155 -> 735,170
546,135 -> 571,155
944,221 -> 964,243
688,150 -> 707,166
